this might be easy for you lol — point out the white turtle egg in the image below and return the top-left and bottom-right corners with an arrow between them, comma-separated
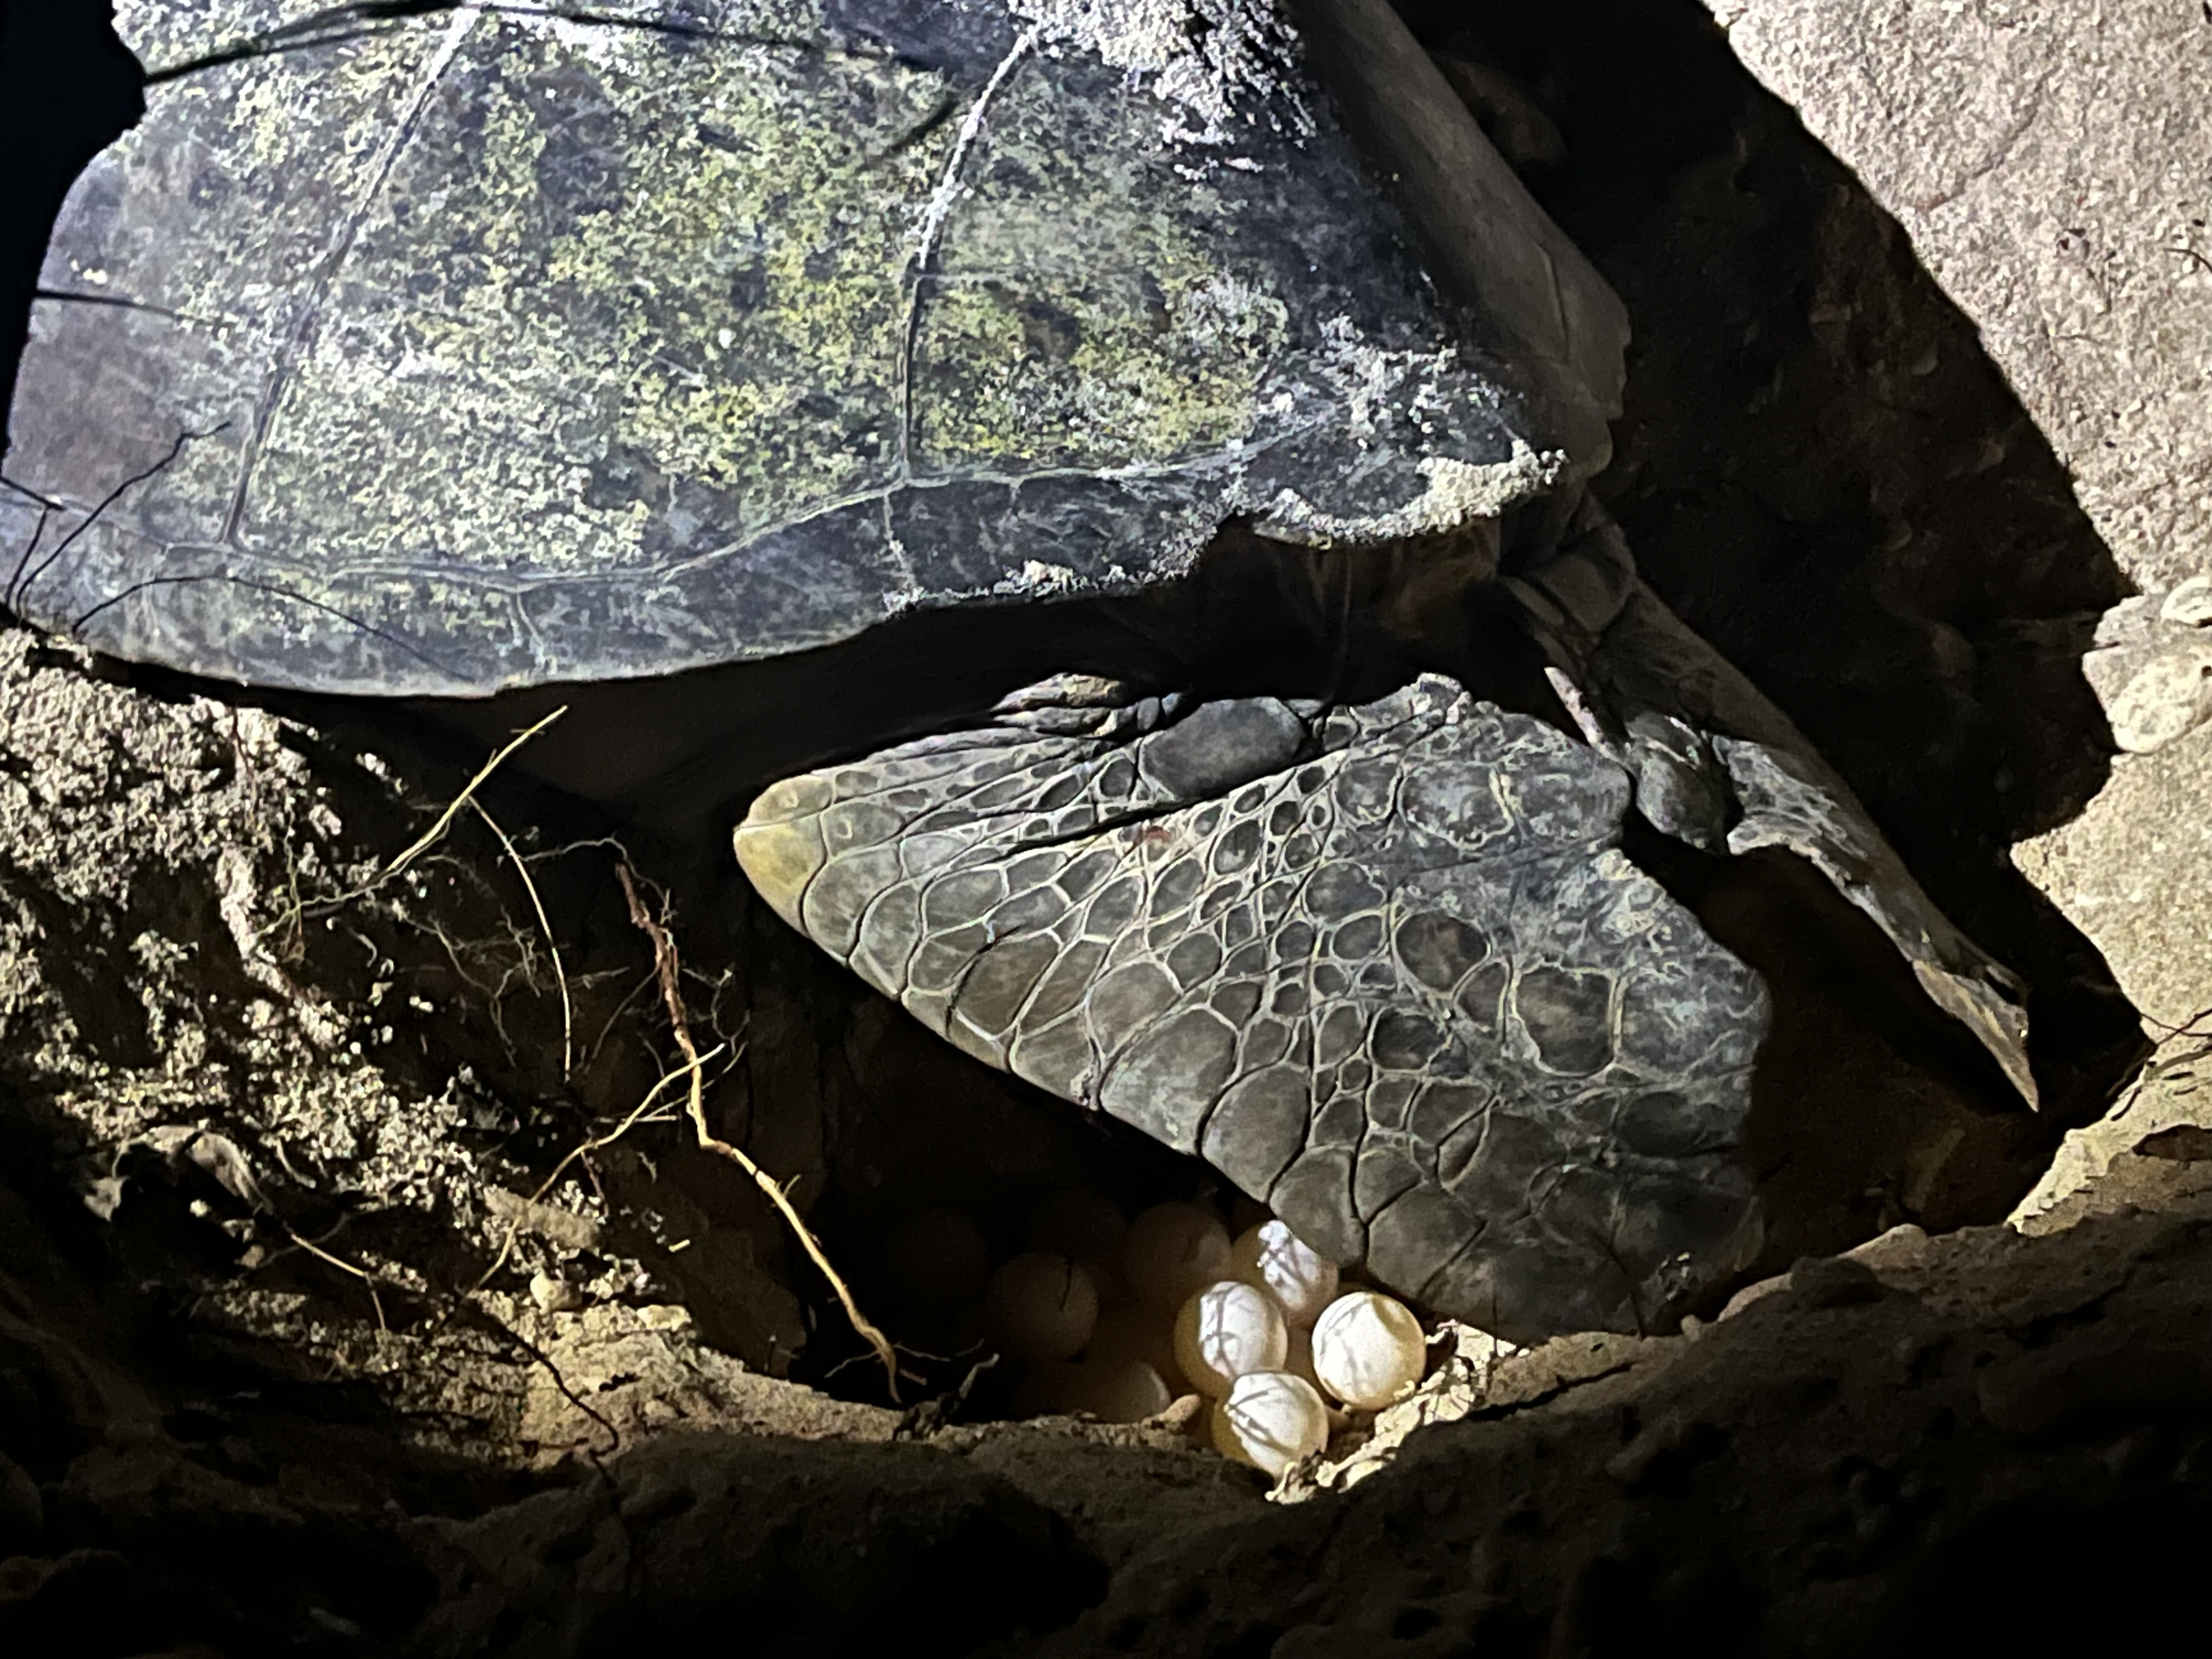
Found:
1172,1280 -> 1289,1397
1054,1356 -> 1175,1423
1211,1370 -> 1330,1476
880,1207 -> 991,1318
1122,1201 -> 1232,1313
1310,1290 -> 1427,1409
984,1252 -> 1099,1365
1229,1218 -> 1340,1326
1028,1189 -> 1129,1297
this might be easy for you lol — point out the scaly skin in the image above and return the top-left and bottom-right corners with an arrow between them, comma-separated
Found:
738,674 -> 1769,1342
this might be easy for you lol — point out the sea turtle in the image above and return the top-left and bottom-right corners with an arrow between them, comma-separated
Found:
1,0 -> 2034,1341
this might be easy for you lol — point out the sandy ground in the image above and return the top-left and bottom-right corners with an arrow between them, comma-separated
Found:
4,3 -> 2208,1654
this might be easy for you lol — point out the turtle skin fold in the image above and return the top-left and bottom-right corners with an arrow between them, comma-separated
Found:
737,674 -> 1768,1343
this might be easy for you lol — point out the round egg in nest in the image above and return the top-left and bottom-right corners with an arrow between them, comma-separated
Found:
1212,1371 -> 1331,1476
1311,1290 -> 1429,1410
1172,1279 -> 1290,1397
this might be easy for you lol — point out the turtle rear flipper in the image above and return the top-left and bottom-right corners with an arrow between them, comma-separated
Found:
737,674 -> 1768,1344
1518,509 -> 2038,1107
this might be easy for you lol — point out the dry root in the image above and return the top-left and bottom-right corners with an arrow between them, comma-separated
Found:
617,861 -> 902,1401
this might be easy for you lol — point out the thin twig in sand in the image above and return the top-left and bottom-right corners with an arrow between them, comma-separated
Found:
272,704 -> 571,951
281,1224 -> 392,1333
616,862 -> 901,1401
275,1221 -> 623,1451
470,798 -> 574,1079
2143,1002 -> 2212,1043
384,705 -> 566,880
470,1045 -> 716,1294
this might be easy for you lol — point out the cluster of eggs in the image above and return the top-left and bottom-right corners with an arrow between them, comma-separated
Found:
882,1193 -> 1430,1476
